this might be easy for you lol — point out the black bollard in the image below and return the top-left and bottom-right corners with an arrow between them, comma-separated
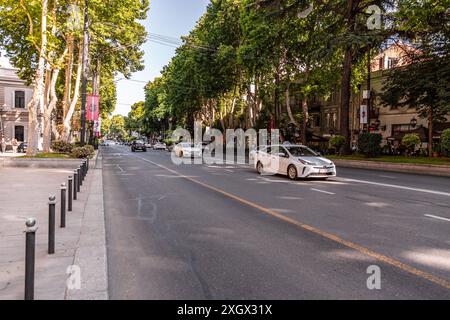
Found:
83,161 -> 87,180
24,218 -> 37,300
68,176 -> 73,212
73,170 -> 78,200
60,183 -> 66,228
80,162 -> 84,182
48,195 -> 56,255
77,167 -> 82,189
86,158 -> 89,173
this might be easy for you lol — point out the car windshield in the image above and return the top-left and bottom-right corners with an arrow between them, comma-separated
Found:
285,146 -> 318,157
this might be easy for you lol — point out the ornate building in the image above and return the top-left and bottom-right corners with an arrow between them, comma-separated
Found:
0,57 -> 36,151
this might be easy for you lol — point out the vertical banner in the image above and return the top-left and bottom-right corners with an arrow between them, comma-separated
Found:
86,95 -> 100,121
360,105 -> 368,125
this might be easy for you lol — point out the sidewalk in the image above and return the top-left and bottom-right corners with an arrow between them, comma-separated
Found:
0,152 -> 23,158
0,153 -> 107,300
332,159 -> 450,177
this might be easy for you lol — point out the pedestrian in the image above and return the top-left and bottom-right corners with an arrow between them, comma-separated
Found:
12,138 -> 18,154
1,137 -> 5,154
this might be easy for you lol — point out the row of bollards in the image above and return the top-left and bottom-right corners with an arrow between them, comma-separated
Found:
24,158 -> 90,300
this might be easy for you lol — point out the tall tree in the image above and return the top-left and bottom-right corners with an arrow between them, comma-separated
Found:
382,0 -> 450,156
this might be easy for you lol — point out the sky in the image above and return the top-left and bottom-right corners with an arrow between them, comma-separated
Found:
114,0 -> 210,116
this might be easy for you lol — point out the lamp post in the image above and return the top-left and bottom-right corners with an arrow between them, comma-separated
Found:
80,0 -> 89,146
375,119 -> 381,131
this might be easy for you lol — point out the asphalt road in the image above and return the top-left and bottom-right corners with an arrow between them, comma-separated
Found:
102,145 -> 450,300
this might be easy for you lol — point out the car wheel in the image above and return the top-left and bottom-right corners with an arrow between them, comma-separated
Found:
256,161 -> 264,175
143,148 -> 147,152
288,165 -> 298,180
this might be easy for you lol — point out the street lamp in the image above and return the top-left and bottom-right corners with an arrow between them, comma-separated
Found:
410,118 -> 418,129
375,119 -> 381,130
80,0 -> 90,146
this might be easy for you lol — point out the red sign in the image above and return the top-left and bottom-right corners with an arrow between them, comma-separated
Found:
86,95 -> 100,121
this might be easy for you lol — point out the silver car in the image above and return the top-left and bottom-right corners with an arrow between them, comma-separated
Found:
254,144 -> 336,180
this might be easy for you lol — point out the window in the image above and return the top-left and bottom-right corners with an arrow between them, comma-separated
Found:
14,126 -> 25,142
392,124 -> 413,133
285,146 -> 318,157
325,112 -> 337,129
387,58 -> 399,69
310,113 -> 321,128
270,147 -> 288,157
14,91 -> 25,108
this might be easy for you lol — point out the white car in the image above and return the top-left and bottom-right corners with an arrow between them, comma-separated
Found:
153,142 -> 167,150
174,142 -> 202,158
254,144 -> 336,180
249,145 -> 266,161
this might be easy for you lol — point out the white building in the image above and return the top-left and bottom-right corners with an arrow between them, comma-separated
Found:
0,56 -> 36,150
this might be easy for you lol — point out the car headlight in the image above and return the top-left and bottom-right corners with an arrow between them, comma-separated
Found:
298,159 -> 317,166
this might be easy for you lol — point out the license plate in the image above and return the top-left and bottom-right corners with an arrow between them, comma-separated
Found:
319,169 -> 327,174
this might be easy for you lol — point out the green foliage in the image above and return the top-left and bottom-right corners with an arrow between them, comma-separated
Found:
441,129 -> 450,156
108,115 -> 128,140
402,134 -> 421,153
381,1 -> 450,123
71,145 -> 95,159
0,0 -> 149,143
358,133 -> 382,157
126,101 -> 145,134
329,135 -> 346,153
51,140 -> 74,154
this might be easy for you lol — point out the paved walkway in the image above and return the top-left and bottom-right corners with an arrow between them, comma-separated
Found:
0,154 -> 107,300
0,152 -> 23,158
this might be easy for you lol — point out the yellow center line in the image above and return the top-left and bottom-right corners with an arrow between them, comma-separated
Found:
132,153 -> 450,291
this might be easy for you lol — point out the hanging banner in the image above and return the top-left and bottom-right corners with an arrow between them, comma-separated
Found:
86,95 -> 100,121
360,105 -> 368,125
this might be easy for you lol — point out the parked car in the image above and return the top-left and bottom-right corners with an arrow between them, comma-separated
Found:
254,144 -> 336,180
153,141 -> 167,150
174,142 -> 202,158
131,140 -> 147,152
18,142 -> 28,153
100,140 -> 110,147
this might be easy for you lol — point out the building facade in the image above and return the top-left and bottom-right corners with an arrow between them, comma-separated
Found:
0,62 -> 34,150
293,44 -> 450,151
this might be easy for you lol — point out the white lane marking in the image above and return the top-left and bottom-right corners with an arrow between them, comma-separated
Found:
425,214 -> 450,222
310,188 -> 335,195
379,175 -> 396,179
336,177 -> 450,197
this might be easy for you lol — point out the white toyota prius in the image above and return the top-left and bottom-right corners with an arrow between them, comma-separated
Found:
254,144 -> 336,180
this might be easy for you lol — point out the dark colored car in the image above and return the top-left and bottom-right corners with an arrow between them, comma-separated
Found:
131,140 -> 147,152
18,142 -> 28,153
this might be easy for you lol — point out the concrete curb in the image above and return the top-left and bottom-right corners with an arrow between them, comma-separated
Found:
65,150 -> 108,300
333,159 -> 450,177
1,158 -> 83,169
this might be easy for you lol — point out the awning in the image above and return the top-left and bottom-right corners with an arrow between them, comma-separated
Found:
392,126 -> 429,142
